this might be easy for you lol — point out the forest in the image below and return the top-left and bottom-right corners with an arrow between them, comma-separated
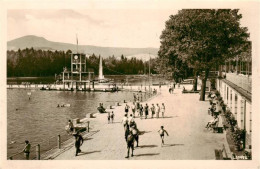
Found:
7,48 -> 157,77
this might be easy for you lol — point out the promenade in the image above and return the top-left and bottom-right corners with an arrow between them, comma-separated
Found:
51,85 -> 230,160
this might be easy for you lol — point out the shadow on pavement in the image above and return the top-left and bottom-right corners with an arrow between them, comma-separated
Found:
163,144 -> 184,147
77,150 -> 101,156
84,137 -> 93,141
134,153 -> 160,157
140,116 -> 178,120
138,131 -> 151,135
160,116 -> 178,119
138,145 -> 158,148
109,122 -> 121,124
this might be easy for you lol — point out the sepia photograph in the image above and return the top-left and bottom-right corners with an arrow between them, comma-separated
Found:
0,0 -> 259,169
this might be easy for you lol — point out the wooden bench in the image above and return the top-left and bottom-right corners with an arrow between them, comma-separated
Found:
215,144 -> 231,160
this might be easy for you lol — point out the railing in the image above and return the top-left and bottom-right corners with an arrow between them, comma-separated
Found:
225,73 -> 252,93
8,122 -> 90,160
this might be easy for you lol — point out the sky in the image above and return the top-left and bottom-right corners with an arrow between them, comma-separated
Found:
7,7 -> 258,48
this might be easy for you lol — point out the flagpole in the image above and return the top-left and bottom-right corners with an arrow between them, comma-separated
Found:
76,33 -> 78,54
149,53 -> 151,94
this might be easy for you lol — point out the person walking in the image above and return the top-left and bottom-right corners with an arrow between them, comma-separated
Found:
151,104 -> 155,118
130,124 -> 139,147
23,140 -> 31,160
122,114 -> 129,130
110,111 -> 114,123
107,112 -> 111,124
136,101 -> 140,115
158,126 -> 169,146
133,93 -> 136,102
67,120 -> 74,134
140,104 -> 143,119
169,86 -> 172,94
161,103 -> 165,118
144,103 -> 149,119
73,131 -> 84,156
156,103 -> 160,118
125,130 -> 135,158
131,102 -> 136,118
125,104 -> 130,115
128,114 -> 135,127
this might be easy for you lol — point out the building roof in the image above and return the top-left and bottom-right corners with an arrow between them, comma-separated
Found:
222,78 -> 251,103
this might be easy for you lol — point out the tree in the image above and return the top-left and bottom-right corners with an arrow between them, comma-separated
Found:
159,9 -> 249,100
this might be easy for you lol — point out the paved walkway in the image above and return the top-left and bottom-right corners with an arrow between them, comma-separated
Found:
53,85 -> 230,160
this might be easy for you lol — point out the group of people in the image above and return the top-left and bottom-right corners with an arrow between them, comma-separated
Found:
121,112 -> 170,158
66,119 -> 84,156
124,102 -> 166,119
205,92 -> 221,131
169,84 -> 176,94
121,113 -> 139,158
107,111 -> 115,123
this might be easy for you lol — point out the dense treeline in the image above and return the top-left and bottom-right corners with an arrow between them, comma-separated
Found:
7,48 -> 156,77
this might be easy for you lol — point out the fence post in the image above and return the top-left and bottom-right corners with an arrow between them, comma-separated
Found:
58,135 -> 61,149
87,121 -> 90,132
36,144 -> 40,160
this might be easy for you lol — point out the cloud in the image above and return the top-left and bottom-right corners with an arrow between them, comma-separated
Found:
8,9 -> 104,26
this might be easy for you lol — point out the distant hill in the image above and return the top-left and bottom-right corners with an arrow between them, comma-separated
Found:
7,35 -> 159,59
125,53 -> 157,61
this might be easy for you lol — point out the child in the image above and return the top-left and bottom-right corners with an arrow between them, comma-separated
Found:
158,126 -> 169,146
107,112 -> 111,124
110,111 -> 114,123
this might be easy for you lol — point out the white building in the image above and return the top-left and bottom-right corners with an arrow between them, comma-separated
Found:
216,72 -> 252,149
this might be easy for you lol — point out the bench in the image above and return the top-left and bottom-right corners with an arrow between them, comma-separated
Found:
215,144 -> 231,160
